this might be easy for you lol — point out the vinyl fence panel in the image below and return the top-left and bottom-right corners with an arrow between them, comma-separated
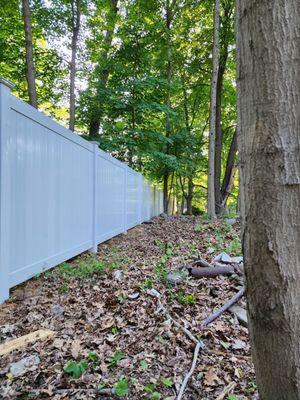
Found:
0,78 -> 163,303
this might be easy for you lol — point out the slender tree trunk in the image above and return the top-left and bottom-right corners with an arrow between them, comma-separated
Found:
214,61 -> 227,214
69,0 -> 81,132
218,128 -> 237,212
21,0 -> 38,108
88,0 -> 119,136
236,1 -> 300,399
186,177 -> 194,215
207,0 -> 220,219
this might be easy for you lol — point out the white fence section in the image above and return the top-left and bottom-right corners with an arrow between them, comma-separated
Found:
0,78 -> 163,302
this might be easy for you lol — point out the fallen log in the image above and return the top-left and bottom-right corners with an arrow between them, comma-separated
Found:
189,265 -> 236,278
202,287 -> 245,326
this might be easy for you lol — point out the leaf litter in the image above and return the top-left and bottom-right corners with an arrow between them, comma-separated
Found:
0,215 -> 258,399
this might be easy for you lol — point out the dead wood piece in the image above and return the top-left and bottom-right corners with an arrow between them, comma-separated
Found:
0,329 -> 55,356
202,287 -> 245,326
29,388 -> 115,398
177,341 -> 202,400
156,300 -> 204,400
190,265 -> 235,278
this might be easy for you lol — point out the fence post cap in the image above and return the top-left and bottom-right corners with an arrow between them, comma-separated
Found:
0,77 -> 14,90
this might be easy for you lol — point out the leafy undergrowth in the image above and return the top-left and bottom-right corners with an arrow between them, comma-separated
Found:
0,216 -> 258,399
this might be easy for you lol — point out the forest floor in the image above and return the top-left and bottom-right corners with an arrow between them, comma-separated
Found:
0,216 -> 259,400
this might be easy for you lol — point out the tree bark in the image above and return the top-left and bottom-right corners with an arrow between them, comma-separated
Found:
88,0 -> 119,136
186,177 -> 194,215
69,0 -> 81,132
218,128 -> 237,212
236,1 -> 300,399
21,0 -> 38,108
163,0 -> 173,214
207,0 -> 220,219
214,63 -> 225,214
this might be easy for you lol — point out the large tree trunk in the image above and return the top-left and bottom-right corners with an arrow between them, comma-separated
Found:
236,1 -> 300,399
207,0 -> 220,219
21,0 -> 38,108
69,0 -> 81,132
88,0 -> 118,136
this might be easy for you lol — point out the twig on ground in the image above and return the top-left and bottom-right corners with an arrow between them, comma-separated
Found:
202,287 -> 245,327
156,300 -> 204,400
177,341 -> 202,400
29,388 -> 115,397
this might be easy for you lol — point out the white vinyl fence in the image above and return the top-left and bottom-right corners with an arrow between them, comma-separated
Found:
0,78 -> 163,303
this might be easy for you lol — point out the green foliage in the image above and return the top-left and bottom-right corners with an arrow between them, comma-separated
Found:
144,383 -> 161,399
108,351 -> 126,369
162,377 -> 173,388
140,360 -> 148,370
64,360 -> 89,379
177,290 -> 196,305
114,378 -> 129,397
1,0 -> 237,213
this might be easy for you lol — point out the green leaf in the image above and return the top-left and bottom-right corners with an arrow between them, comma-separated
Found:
151,392 -> 161,400
114,378 -> 129,397
140,360 -> 148,369
88,352 -> 99,363
145,383 -> 156,393
162,377 -> 173,387
64,360 -> 88,379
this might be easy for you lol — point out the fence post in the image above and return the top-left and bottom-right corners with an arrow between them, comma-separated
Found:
0,78 -> 13,303
91,142 -> 98,253
138,174 -> 143,224
123,165 -> 127,234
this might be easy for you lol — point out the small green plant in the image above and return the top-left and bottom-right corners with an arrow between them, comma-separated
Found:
226,236 -> 242,256
162,377 -> 172,388
194,223 -> 203,233
114,377 -> 129,397
154,258 -> 168,281
140,360 -> 148,369
245,380 -> 257,395
177,289 -> 196,305
144,383 -> 161,399
108,351 -> 126,368
140,278 -> 154,290
60,282 -> 70,293
111,325 -> 119,335
64,360 -> 88,379
228,395 -> 242,400
87,352 -> 99,370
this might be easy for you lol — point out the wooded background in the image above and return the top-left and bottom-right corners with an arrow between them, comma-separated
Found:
0,0 -> 237,216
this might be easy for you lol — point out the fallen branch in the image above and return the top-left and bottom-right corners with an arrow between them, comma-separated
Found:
177,341 -> 202,400
202,287 -> 245,326
156,301 -> 204,400
28,388 -> 115,398
190,265 -> 236,278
